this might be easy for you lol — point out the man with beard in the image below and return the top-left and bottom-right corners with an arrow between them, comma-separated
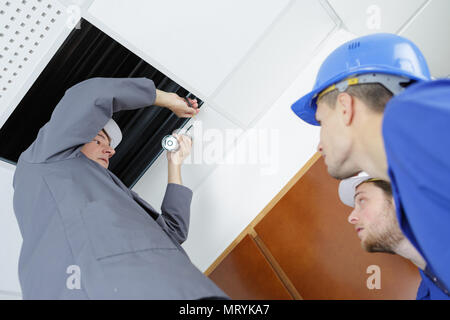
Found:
339,175 -> 449,299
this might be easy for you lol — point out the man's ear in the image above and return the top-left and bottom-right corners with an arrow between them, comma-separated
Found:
337,92 -> 355,126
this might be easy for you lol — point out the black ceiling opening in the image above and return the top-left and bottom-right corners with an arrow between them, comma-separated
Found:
0,18 -> 201,188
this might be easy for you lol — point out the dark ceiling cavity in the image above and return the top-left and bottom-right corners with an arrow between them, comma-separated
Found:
0,18 -> 201,188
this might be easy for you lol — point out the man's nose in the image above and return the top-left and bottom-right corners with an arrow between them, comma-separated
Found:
103,146 -> 116,158
347,209 -> 359,224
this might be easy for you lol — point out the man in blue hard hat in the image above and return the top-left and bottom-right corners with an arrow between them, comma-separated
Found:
290,33 -> 450,299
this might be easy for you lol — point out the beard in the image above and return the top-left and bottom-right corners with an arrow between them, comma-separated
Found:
361,203 -> 405,254
362,226 -> 404,254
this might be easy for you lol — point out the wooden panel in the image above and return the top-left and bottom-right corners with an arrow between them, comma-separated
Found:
205,153 -> 321,277
208,235 -> 293,300
254,157 -> 421,300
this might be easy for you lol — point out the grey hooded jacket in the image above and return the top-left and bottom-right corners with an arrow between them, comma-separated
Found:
12,77 -> 228,299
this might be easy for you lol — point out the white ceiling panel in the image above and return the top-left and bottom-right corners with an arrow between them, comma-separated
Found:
210,0 -> 336,128
400,0 -> 450,78
132,103 -> 242,209
328,0 -> 427,36
86,0 -> 291,98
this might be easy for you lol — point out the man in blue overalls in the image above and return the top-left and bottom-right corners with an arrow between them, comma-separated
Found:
290,33 -> 450,299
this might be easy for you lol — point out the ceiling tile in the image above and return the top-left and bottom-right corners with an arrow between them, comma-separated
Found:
211,0 -> 336,128
86,0 -> 291,98
400,0 -> 450,78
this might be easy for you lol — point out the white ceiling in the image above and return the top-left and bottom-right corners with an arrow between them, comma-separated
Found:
2,0 -> 447,133
210,0 -> 337,128
1,0 -> 448,132
86,0 -> 291,99
86,0 -> 339,130
400,0 -> 450,78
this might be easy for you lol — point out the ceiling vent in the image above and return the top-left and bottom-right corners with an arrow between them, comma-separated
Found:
0,0 -> 66,106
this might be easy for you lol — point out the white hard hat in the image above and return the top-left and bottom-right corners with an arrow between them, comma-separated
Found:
103,118 -> 122,149
338,172 -> 374,208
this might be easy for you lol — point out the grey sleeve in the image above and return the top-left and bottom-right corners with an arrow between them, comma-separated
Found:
160,183 -> 193,244
21,77 -> 156,163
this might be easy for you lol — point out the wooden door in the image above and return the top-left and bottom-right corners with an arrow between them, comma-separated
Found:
208,155 -> 421,299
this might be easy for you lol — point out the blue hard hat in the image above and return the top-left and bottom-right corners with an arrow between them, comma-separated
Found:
291,33 -> 431,126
